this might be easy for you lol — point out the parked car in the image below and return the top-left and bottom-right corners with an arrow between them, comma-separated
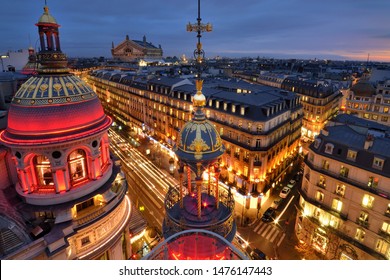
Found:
271,198 -> 282,209
261,207 -> 276,222
287,179 -> 296,188
279,186 -> 291,198
250,248 -> 268,260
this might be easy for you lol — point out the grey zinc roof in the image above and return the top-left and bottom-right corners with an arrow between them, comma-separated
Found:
314,125 -> 390,177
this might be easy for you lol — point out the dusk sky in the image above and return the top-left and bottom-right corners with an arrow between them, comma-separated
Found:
1,0 -> 390,62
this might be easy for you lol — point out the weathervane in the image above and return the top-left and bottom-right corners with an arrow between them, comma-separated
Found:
186,0 -> 212,79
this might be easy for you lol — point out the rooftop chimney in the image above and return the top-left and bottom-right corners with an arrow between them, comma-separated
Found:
364,134 -> 374,150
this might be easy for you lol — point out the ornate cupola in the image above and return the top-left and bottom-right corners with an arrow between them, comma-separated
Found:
162,0 -> 236,249
35,5 -> 68,73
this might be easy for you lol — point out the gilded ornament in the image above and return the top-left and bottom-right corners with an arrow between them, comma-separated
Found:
66,82 -> 74,92
39,83 -> 48,93
53,83 -> 62,93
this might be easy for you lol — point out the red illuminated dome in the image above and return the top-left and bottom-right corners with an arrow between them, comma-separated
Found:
0,75 -> 111,146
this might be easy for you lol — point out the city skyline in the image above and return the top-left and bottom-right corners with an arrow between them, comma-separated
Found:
1,1 -> 390,61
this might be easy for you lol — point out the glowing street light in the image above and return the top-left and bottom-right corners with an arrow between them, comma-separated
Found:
1,55 -> 9,72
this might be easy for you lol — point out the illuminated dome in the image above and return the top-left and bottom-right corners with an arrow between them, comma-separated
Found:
144,229 -> 248,260
0,75 -> 111,145
38,6 -> 58,24
0,5 -> 111,146
175,80 -> 224,172
350,80 -> 376,97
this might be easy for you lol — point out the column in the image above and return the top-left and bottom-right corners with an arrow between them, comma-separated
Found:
187,165 -> 191,194
39,31 -> 45,51
52,170 -> 60,193
196,178 -> 202,219
64,167 -> 71,191
214,165 -> 220,209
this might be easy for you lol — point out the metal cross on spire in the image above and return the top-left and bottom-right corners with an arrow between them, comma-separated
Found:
186,0 -> 212,79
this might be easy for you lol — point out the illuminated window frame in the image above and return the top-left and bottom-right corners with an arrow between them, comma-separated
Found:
33,155 -> 54,187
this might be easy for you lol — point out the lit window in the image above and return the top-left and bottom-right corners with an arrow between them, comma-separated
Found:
34,155 -> 53,187
362,194 -> 374,208
358,211 -> 369,227
312,228 -> 328,254
381,222 -> 390,235
375,239 -> 390,258
355,228 -> 365,242
332,198 -> 342,212
240,107 -> 245,116
387,204 -> 390,215
373,157 -> 384,170
335,184 -> 345,197
315,191 -> 324,202
318,175 -> 326,188
223,103 -> 228,111
339,166 -> 349,178
322,160 -> 329,170
68,149 -> 88,185
216,101 -> 219,109
232,104 -> 236,113
367,176 -> 379,188
347,149 -> 357,161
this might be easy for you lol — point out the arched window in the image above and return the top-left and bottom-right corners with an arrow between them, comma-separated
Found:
34,155 -> 53,186
68,149 -> 88,185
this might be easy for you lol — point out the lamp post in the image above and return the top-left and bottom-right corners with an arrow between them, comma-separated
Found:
0,55 -> 9,72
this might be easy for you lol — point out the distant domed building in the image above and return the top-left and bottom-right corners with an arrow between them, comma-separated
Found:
0,5 -> 132,260
111,35 -> 163,62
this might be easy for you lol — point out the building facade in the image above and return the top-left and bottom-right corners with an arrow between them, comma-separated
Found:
296,115 -> 390,260
344,79 -> 390,126
281,77 -> 341,141
111,35 -> 163,62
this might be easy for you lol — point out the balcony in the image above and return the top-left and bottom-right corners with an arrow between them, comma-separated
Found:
334,191 -> 345,198
378,229 -> 390,242
316,182 -> 326,189
356,218 -> 369,229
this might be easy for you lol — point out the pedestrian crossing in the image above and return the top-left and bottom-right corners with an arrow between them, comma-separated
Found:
253,221 -> 286,247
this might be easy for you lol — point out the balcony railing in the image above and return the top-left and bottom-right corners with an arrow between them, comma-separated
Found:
316,182 -> 326,189
356,218 -> 369,229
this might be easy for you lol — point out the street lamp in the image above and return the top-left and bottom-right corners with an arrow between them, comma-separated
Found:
0,55 -> 9,72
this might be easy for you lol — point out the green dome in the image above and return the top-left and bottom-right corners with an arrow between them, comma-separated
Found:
38,6 -> 58,24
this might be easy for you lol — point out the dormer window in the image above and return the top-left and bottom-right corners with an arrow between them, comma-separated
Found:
208,99 -> 212,106
373,157 -> 384,170
314,138 -> 321,149
240,107 -> 245,116
325,143 -> 334,154
223,103 -> 228,111
232,104 -> 236,113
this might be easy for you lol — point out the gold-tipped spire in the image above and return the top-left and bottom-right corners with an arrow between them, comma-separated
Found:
193,79 -> 206,107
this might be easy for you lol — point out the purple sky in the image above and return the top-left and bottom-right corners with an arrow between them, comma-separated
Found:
1,0 -> 390,61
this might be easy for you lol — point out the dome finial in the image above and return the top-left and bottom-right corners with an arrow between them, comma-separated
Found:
193,79 -> 206,107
